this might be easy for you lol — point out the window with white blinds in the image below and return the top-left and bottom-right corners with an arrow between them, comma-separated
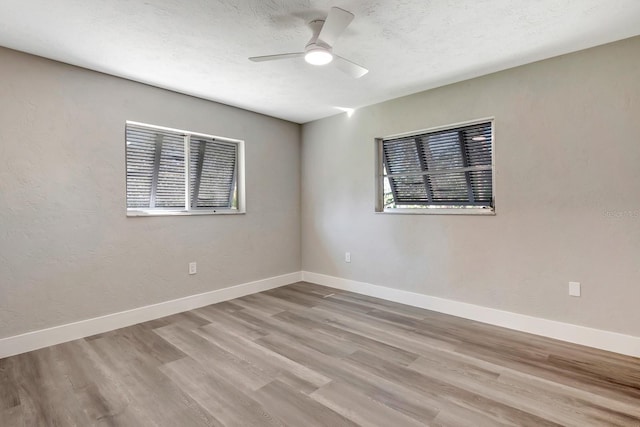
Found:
126,122 -> 243,216
376,120 -> 494,214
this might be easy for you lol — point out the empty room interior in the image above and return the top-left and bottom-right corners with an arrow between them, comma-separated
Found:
1,1 -> 640,426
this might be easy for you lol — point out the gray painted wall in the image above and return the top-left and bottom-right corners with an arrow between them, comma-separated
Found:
2,36 -> 639,341
301,37 -> 640,336
0,47 -> 301,338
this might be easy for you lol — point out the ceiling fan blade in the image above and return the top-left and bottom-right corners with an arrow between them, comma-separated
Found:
317,7 -> 354,46
249,52 -> 304,62
334,55 -> 368,79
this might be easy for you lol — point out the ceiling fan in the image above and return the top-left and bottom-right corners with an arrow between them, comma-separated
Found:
249,7 -> 368,79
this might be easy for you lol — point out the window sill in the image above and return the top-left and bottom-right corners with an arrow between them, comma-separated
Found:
127,209 -> 245,217
376,208 -> 495,216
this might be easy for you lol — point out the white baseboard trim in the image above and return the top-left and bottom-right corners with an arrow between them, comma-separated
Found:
301,271 -> 640,358
0,271 -> 302,359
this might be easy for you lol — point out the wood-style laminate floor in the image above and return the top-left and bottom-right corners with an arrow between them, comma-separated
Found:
1,282 -> 640,427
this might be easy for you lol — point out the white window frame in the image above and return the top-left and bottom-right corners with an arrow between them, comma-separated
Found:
126,121 -> 245,217
375,118 -> 495,215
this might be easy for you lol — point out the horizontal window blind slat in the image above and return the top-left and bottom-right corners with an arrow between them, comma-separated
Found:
126,124 -> 240,212
189,138 -> 237,208
382,121 -> 493,208
126,127 -> 158,208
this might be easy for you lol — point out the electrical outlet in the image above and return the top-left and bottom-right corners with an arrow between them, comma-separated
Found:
189,262 -> 197,275
345,252 -> 351,263
569,281 -> 580,297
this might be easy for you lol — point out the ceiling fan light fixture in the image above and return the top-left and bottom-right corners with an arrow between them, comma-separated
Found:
305,48 -> 333,65
249,7 -> 367,78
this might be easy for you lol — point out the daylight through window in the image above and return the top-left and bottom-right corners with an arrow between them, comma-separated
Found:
377,120 -> 494,214
126,122 -> 243,215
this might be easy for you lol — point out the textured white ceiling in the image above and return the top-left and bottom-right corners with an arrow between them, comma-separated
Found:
1,1 -> 639,123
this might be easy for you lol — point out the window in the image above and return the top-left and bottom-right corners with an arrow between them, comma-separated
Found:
376,119 -> 494,214
126,121 -> 244,216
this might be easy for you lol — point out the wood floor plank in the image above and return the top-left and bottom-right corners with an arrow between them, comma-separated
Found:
192,307 -> 269,340
230,297 -> 285,317
409,354 -> 640,427
319,289 -> 439,319
2,281 -> 639,426
285,281 -> 339,297
153,324 -> 273,392
225,306 -> 360,358
497,371 -> 640,420
253,328 -> 449,424
344,349 -> 564,426
309,304 -> 459,354
88,331 -> 218,426
310,380 -> 430,427
430,404 -> 513,427
159,358 -> 280,427
272,309 -> 420,366
0,405 -> 25,427
455,341 -> 640,407
54,339 -> 134,425
193,326 -> 331,389
11,348 -> 94,426
251,379 -> 359,427
143,311 -> 211,331
0,358 -> 20,410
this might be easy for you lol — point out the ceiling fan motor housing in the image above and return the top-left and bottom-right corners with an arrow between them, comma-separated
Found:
248,9 -> 368,78
305,20 -> 333,65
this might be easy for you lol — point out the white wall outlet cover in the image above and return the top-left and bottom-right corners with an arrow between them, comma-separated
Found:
569,281 -> 581,297
345,252 -> 351,263
189,262 -> 197,275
